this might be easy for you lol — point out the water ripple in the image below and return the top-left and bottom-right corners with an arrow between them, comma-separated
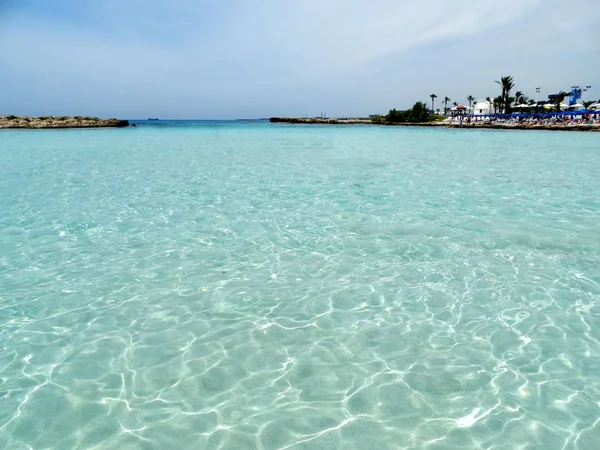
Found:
1,125 -> 599,449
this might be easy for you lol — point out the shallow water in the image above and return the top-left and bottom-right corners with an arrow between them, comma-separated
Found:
1,123 -> 599,449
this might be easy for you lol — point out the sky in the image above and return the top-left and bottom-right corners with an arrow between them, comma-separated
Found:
1,0 -> 599,119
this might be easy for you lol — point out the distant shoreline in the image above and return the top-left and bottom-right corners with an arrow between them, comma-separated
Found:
269,117 -> 600,132
0,116 -> 129,129
446,123 -> 600,132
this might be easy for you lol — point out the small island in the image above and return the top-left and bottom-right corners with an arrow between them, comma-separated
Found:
0,115 -> 129,129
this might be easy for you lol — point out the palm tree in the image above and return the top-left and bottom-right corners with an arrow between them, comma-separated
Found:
514,91 -> 524,106
583,100 -> 594,109
495,76 -> 515,113
493,96 -> 503,114
507,96 -> 516,110
430,94 -> 437,112
467,95 -> 475,111
443,97 -> 451,115
554,91 -> 568,112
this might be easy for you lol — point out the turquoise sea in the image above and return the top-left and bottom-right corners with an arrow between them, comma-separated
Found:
1,122 -> 600,449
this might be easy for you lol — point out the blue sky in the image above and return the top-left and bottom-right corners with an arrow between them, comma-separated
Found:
1,0 -> 599,119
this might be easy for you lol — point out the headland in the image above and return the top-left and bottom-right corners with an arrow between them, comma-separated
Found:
270,117 -> 600,131
0,116 -> 129,129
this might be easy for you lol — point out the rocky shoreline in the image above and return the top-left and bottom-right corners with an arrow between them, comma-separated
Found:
0,116 -> 129,129
270,117 -> 600,131
270,117 -> 374,125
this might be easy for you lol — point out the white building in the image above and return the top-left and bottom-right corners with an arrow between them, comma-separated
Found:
473,99 -> 493,115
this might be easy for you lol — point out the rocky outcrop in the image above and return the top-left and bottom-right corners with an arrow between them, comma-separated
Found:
270,117 -> 373,124
0,116 -> 129,129
270,117 -> 447,126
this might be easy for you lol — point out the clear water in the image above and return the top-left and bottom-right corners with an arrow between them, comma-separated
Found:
1,123 -> 600,449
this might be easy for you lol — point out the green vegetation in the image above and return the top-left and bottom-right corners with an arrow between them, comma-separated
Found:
430,114 -> 447,122
386,109 -> 405,123
373,102 -> 439,124
430,94 -> 437,112
492,96 -> 501,113
467,95 -> 475,110
368,75 -> 589,126
443,96 -> 451,115
369,114 -> 385,123
514,91 -> 524,105
495,76 -> 515,113
554,91 -> 568,112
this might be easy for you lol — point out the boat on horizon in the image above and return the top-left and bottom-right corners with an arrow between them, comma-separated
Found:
147,118 -> 159,121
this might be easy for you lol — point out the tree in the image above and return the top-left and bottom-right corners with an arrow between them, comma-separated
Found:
443,97 -> 451,115
467,95 -> 475,111
407,102 -> 430,122
514,91 -> 524,105
383,102 -> 433,124
507,96 -> 516,110
385,108 -> 405,123
554,91 -> 568,112
430,94 -> 437,112
493,96 -> 503,114
452,101 -> 458,107
583,100 -> 594,109
495,76 -> 515,113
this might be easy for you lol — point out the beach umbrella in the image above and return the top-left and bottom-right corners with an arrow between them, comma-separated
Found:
569,103 -> 584,109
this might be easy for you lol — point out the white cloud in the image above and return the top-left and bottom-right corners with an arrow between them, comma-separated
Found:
0,0 -> 598,118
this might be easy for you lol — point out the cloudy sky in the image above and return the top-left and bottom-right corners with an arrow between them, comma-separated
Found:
1,0 -> 599,119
